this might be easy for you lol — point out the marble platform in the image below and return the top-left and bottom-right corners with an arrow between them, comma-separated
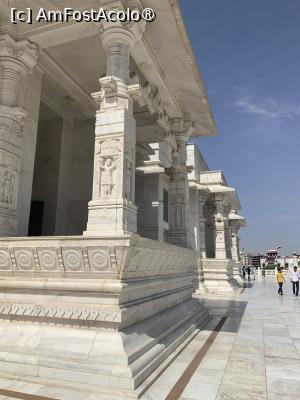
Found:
0,276 -> 299,399
0,234 -> 209,398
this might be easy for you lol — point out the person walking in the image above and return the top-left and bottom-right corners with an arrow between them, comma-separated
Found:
290,266 -> 300,296
252,265 -> 256,281
247,265 -> 251,281
242,265 -> 246,279
276,267 -> 285,295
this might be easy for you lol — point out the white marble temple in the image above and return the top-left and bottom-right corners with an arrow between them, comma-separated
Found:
0,0 -> 246,397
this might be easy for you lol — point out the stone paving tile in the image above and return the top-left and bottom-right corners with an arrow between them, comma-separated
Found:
228,349 -> 265,364
181,381 -> 220,400
216,381 -> 267,400
264,342 -> 299,359
267,377 -> 300,398
192,368 -> 224,385
264,334 -> 293,344
198,357 -> 229,371
221,371 -> 266,388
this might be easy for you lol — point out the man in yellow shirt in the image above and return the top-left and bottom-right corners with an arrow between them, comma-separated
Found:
276,268 -> 285,295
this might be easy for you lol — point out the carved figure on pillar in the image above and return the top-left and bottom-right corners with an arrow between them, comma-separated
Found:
125,151 -> 135,203
1,171 -> 15,205
100,158 -> 116,198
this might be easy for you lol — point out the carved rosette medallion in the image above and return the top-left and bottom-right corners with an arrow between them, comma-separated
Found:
14,249 -> 34,270
88,248 -> 111,272
62,249 -> 84,272
38,249 -> 59,272
0,250 -> 11,270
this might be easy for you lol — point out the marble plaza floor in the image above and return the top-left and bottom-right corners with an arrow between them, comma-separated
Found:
143,275 -> 300,400
0,276 -> 299,399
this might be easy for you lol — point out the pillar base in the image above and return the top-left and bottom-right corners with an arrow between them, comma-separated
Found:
199,258 -> 241,294
233,261 -> 244,285
84,200 -> 137,236
168,231 -> 191,248
0,210 -> 17,236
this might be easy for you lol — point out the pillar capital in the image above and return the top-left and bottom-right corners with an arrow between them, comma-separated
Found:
100,21 -> 145,52
198,190 -> 209,204
0,33 -> 38,73
170,118 -> 194,143
168,118 -> 194,170
0,34 -> 39,109
98,2 -> 146,83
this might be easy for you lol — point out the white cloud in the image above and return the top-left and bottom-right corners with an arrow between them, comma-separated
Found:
233,96 -> 300,119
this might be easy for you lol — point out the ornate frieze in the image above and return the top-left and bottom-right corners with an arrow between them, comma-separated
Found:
0,236 -> 198,330
0,236 -> 196,279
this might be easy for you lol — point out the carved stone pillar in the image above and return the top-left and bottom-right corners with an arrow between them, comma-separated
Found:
225,211 -> 233,259
0,33 -> 38,236
230,224 -> 240,262
167,119 -> 194,248
189,187 -> 199,251
198,191 -> 209,258
85,19 -> 145,236
214,194 -> 228,259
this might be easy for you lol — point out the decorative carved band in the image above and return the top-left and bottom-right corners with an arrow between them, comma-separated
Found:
0,237 -> 197,279
0,302 -> 122,324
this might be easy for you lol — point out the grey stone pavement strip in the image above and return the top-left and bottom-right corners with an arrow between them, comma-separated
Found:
143,276 -> 300,400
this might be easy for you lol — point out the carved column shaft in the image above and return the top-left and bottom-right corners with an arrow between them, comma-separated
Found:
167,119 -> 193,248
106,42 -> 130,82
198,192 -> 208,258
0,63 -> 22,106
214,194 -> 229,259
0,34 -> 38,236
85,22 -> 145,236
230,224 -> 240,262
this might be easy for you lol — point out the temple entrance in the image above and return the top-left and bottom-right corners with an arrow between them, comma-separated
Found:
29,102 -> 94,236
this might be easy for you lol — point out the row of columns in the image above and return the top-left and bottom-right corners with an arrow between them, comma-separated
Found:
198,192 -> 241,261
0,13 -> 242,257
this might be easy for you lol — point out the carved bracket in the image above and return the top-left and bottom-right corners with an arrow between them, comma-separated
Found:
128,78 -> 177,149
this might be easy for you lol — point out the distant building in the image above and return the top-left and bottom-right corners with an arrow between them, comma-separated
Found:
260,250 -> 300,270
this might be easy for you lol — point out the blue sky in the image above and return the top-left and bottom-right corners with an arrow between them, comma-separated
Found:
180,0 -> 300,255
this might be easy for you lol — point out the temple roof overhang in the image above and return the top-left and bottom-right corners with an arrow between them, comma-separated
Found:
207,185 -> 241,210
228,211 -> 246,227
189,181 -> 241,211
1,0 -> 217,136
197,170 -> 241,210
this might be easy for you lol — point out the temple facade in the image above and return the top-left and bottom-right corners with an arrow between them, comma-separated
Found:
0,0 -> 245,398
